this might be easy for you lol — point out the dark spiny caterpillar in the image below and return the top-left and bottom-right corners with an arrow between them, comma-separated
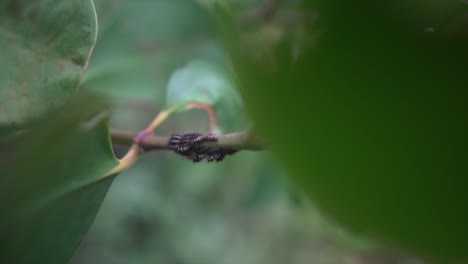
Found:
169,132 -> 238,162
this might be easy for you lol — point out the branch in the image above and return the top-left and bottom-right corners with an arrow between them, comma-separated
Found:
110,129 -> 266,151
108,103 -> 264,168
104,105 -> 181,175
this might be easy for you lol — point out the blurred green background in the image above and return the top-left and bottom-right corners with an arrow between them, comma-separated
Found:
70,1 -> 428,263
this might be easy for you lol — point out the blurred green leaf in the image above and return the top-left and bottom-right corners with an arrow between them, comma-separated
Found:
217,1 -> 468,262
0,0 -> 97,126
81,0 -> 224,103
0,98 -> 119,264
165,60 -> 244,132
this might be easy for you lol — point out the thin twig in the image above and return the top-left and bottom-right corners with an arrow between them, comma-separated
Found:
110,129 -> 266,151
187,102 -> 218,132
104,105 -> 183,176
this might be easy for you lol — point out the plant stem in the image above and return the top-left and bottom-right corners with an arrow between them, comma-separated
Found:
105,105 -> 182,176
104,144 -> 140,176
187,102 -> 218,132
146,104 -> 181,133
110,129 -> 266,151
106,104 -> 264,175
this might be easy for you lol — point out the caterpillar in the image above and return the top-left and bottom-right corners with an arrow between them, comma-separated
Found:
168,132 -> 238,162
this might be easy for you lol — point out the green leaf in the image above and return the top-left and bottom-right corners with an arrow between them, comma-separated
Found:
165,60 -> 244,132
217,2 -> 468,262
0,99 -> 119,264
0,0 -> 98,126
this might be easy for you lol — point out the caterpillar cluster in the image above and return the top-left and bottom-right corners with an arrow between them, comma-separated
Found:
168,132 -> 237,162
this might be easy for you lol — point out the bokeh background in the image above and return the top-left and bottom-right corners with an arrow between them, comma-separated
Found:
70,1 -> 426,263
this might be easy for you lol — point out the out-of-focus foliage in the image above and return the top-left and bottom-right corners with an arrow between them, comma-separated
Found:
72,1 -> 428,264
0,0 -> 97,127
217,0 -> 468,262
2,0 -> 462,263
80,0 -> 224,103
0,97 -> 118,264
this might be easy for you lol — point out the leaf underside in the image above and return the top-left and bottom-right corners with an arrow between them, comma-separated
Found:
0,0 -> 97,127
